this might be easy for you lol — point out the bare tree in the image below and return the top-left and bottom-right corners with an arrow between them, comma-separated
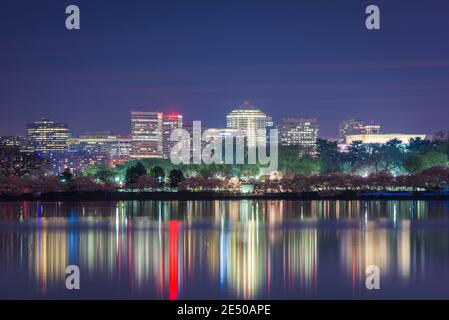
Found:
134,175 -> 158,192
0,144 -> 48,177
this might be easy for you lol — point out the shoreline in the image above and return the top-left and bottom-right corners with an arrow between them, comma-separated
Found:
1,191 -> 449,202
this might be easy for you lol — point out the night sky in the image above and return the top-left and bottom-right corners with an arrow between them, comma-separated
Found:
1,0 -> 449,139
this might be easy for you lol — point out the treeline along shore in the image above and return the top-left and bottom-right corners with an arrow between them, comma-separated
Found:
1,191 -> 449,202
3,136 -> 449,202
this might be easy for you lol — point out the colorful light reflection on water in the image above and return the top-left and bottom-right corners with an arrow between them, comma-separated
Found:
1,200 -> 449,299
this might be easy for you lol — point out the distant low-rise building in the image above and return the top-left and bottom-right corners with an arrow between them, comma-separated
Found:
345,133 -> 426,145
74,132 -> 117,153
49,151 -> 110,175
69,132 -> 131,166
204,128 -> 241,141
0,135 -> 26,148
339,119 -> 380,144
109,136 -> 132,166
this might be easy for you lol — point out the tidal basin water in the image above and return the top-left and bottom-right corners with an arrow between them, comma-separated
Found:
1,200 -> 449,299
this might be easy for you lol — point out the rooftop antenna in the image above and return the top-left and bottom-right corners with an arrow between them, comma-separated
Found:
242,100 -> 252,108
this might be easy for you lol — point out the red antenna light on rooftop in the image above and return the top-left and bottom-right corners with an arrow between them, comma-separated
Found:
167,113 -> 180,120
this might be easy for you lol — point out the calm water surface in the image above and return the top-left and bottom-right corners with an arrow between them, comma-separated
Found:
1,200 -> 449,299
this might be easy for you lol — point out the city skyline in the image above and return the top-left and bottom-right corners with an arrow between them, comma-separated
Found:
1,0 -> 449,139
0,105 -> 435,140
3,0 -> 449,305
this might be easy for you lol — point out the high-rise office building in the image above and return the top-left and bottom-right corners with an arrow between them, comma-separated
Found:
226,101 -> 267,147
339,119 -> 381,144
280,118 -> 319,155
130,111 -> 163,159
26,119 -> 69,153
162,113 -> 183,159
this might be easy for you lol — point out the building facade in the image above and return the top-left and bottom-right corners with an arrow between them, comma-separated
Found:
50,151 -> 110,175
74,132 -> 117,154
109,136 -> 132,165
130,111 -> 163,159
339,119 -> 381,144
226,102 -> 267,147
69,132 -> 132,165
26,119 -> 69,153
0,135 -> 26,148
280,118 -> 319,155
345,133 -> 426,145
363,123 -> 381,135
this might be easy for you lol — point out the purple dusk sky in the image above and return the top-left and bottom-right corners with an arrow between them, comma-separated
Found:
1,0 -> 449,139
